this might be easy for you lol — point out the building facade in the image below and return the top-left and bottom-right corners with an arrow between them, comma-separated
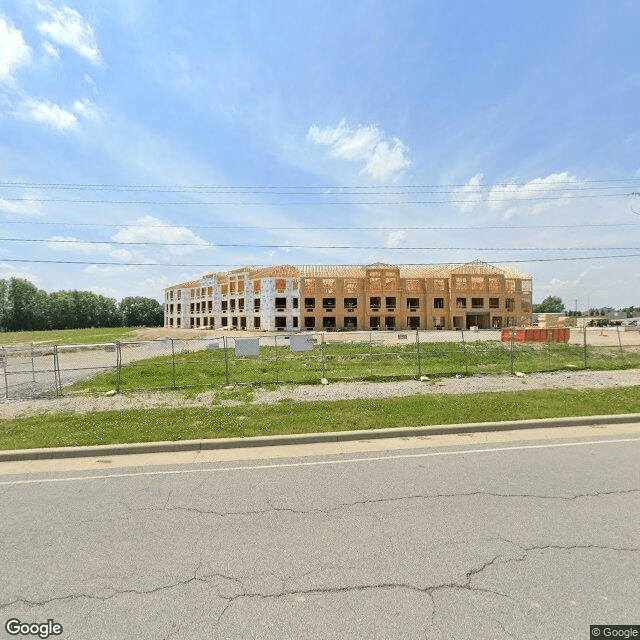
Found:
164,261 -> 533,331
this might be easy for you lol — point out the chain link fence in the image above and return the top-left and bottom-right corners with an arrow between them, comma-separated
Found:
2,327 -> 639,399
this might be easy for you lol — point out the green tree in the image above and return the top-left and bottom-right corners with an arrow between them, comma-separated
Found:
533,296 -> 565,313
119,296 -> 164,327
45,290 -> 121,329
4,278 -> 47,331
46,291 -> 74,330
94,295 -> 120,327
0,279 -> 9,331
621,306 -> 640,318
0,278 -> 156,331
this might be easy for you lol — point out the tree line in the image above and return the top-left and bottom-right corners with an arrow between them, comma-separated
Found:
533,296 -> 639,317
0,278 -> 164,332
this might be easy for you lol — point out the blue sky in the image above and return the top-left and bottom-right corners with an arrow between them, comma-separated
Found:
1,0 -> 639,309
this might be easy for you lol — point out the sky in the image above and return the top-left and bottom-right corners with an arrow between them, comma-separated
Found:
1,0 -> 639,309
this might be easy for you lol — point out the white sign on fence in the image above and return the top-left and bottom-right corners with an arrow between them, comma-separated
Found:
234,338 -> 260,357
290,335 -> 316,352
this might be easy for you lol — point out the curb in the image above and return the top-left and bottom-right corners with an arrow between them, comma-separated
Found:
1,413 -> 639,462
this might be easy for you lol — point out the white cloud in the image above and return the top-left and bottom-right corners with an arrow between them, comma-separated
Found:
112,215 -> 209,256
42,40 -> 59,59
45,234 -> 154,263
0,197 -> 41,216
108,247 -> 149,262
364,139 -> 411,182
488,172 -> 580,218
329,124 -> 380,161
140,274 -> 171,291
457,173 -> 484,213
0,15 -> 31,84
544,277 -> 580,288
72,97 -> 100,121
36,2 -> 103,66
47,235 -> 105,254
16,97 -> 77,131
306,120 -> 349,146
387,230 -> 408,248
84,73 -> 97,94
307,119 -> 410,181
454,171 -> 581,219
84,264 -> 137,277
0,262 -> 39,283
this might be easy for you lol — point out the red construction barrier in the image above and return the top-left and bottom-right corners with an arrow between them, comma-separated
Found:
502,328 -> 570,343
551,328 -> 570,343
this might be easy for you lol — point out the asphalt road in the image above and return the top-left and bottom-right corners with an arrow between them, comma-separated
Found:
1,427 -> 639,640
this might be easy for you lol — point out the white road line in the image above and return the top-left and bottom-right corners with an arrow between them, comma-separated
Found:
2,436 -> 639,487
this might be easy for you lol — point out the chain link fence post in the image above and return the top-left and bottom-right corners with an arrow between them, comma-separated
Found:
321,334 -> 327,380
1,347 -> 8,399
461,330 -> 468,375
274,335 -> 280,385
171,338 -> 176,389
115,341 -> 122,393
223,335 -> 230,386
415,329 -> 421,379
616,325 -> 624,360
510,329 -> 515,374
30,344 -> 36,382
583,326 -> 588,369
53,345 -> 62,396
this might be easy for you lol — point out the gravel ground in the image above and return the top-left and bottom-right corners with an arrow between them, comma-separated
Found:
1,368 -> 638,420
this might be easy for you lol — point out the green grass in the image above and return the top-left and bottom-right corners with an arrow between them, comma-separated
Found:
2,386 -> 639,450
65,340 -> 640,394
0,327 -> 145,346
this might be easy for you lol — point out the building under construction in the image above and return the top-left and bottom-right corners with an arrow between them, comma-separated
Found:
163,261 -> 533,331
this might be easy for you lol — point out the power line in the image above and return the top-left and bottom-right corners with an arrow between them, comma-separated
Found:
3,237 -> 639,251
0,193 -> 631,206
0,185 -> 633,195
1,177 -> 638,190
3,254 -> 639,267
1,219 -> 639,231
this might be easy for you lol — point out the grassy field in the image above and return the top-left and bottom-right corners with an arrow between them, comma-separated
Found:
66,339 -> 640,394
1,386 -> 638,450
0,327 -> 147,346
